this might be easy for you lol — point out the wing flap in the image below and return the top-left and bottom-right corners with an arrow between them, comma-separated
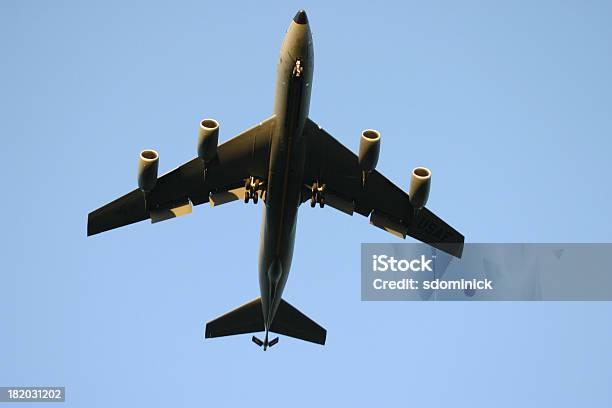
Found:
325,192 -> 355,215
150,199 -> 193,223
209,187 -> 246,207
369,209 -> 408,238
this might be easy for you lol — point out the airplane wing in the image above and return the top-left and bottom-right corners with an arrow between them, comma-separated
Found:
302,118 -> 464,258
87,116 -> 275,236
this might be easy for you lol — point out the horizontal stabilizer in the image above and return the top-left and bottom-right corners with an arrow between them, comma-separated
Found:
205,298 -> 264,338
270,299 -> 326,345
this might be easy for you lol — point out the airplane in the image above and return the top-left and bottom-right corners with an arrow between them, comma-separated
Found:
87,10 -> 464,350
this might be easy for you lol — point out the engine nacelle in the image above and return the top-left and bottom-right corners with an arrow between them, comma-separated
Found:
138,149 -> 159,192
358,129 -> 381,172
409,167 -> 431,209
198,118 -> 219,162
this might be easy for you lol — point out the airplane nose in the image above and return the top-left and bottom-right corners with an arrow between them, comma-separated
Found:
293,9 -> 308,24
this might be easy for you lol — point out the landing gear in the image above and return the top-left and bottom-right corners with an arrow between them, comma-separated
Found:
244,176 -> 263,204
310,182 -> 326,208
292,59 -> 303,78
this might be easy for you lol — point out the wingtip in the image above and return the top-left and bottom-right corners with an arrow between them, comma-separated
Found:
87,212 -> 97,236
204,325 -> 212,339
87,213 -> 93,236
455,244 -> 464,259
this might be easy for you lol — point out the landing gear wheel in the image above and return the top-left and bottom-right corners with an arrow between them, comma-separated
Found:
310,181 -> 327,208
253,193 -> 259,204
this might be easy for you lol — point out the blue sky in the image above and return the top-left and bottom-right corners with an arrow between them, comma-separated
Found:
1,0 -> 611,406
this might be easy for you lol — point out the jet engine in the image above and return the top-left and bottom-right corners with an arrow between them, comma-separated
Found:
198,118 -> 219,162
409,167 -> 431,209
358,129 -> 381,171
138,149 -> 159,192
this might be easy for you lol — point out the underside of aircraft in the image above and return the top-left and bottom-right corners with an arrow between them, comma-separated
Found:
87,10 -> 464,350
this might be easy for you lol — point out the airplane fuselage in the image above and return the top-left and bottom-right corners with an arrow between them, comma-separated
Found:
259,12 -> 313,333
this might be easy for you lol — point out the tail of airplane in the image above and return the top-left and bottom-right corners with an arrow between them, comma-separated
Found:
205,297 -> 326,349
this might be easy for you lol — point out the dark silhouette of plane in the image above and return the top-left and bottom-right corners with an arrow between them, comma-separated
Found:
87,10 -> 464,350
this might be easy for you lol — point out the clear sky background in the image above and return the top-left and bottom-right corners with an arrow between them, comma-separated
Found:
1,0 -> 611,406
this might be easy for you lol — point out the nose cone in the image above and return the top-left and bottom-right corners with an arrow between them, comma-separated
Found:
293,9 -> 308,24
